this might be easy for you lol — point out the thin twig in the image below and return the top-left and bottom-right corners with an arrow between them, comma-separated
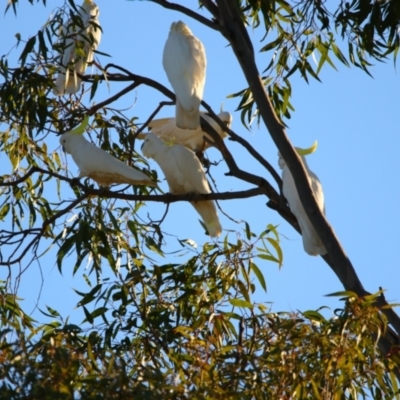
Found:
89,82 -> 140,115
128,100 -> 175,164
149,0 -> 220,31
0,194 -> 89,266
200,106 -> 283,188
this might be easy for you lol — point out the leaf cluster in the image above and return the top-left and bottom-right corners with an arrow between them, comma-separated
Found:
228,0 -> 399,126
0,282 -> 399,398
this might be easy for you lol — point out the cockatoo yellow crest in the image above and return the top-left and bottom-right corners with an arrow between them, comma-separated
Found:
141,132 -> 222,237
60,117 -> 156,188
295,140 -> 318,156
53,0 -> 101,96
145,111 -> 232,152
69,114 -> 90,135
163,21 -> 206,130
278,142 -> 326,256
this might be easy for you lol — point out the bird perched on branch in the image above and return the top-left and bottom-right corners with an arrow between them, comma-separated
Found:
163,21 -> 206,130
53,0 -> 101,96
278,142 -> 327,256
144,111 -> 232,152
141,132 -> 222,237
60,116 -> 156,188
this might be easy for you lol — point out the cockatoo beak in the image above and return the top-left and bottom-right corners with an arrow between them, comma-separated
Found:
69,115 -> 90,135
295,140 -> 318,156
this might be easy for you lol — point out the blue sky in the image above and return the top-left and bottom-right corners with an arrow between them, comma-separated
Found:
1,1 -> 399,325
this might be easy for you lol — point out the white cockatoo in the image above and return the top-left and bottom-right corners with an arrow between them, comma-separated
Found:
146,111 -> 232,152
53,0 -> 101,96
141,132 -> 222,237
60,116 -> 156,188
163,21 -> 206,130
278,142 -> 327,256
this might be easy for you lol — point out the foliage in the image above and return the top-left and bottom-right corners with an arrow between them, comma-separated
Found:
1,282 -> 399,399
231,0 -> 400,125
0,0 -> 400,398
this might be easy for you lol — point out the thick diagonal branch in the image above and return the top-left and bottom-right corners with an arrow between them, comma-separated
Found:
215,0 -> 362,290
213,0 -> 400,349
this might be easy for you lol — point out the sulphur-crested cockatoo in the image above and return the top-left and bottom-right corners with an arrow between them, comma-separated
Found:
278,142 -> 326,256
60,116 -> 156,188
53,0 -> 101,96
146,111 -> 232,152
141,132 -> 222,237
163,21 -> 206,130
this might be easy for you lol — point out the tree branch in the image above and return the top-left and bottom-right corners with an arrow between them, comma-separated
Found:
85,65 -> 282,188
195,115 -> 296,226
214,0 -> 400,353
0,167 -> 265,202
200,104 -> 283,188
0,194 -> 89,266
83,66 -> 284,202
215,0 -> 362,289
149,0 -> 220,32
200,0 -> 220,20
85,63 -> 177,100
0,166 -> 266,267
89,81 -> 140,115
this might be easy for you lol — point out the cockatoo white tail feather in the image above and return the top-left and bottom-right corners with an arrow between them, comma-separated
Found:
60,117 -> 156,188
278,142 -> 326,256
163,21 -> 206,130
141,132 -> 221,237
54,0 -> 101,96
146,111 -> 232,152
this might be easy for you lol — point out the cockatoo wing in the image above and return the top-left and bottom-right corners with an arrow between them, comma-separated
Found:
167,146 -> 221,237
148,119 -> 204,151
163,21 -> 206,130
60,134 -> 156,187
141,133 -> 221,237
279,155 -> 326,256
147,118 -> 173,130
53,25 -> 74,95
168,145 -> 210,193
80,3 -> 101,66
148,111 -> 232,152
53,0 -> 101,96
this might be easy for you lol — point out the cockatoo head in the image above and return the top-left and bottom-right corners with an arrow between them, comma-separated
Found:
141,132 -> 165,159
219,111 -> 233,129
206,111 -> 232,129
82,0 -> 99,16
171,21 -> 192,36
278,141 -> 318,169
60,115 -> 89,154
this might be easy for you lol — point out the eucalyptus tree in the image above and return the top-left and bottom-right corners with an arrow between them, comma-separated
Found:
1,0 -> 399,398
